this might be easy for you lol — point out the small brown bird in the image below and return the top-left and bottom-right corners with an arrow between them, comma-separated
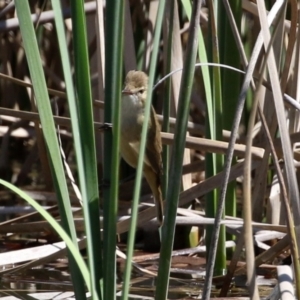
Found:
120,70 -> 164,225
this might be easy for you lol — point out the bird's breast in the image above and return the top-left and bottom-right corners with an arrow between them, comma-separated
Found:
121,94 -> 145,141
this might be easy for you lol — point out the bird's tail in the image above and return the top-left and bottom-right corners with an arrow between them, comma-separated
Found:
144,168 -> 164,226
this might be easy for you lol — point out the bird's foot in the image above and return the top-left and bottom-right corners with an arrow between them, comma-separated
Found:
98,123 -> 112,131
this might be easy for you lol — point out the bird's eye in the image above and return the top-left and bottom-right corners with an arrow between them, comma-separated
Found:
138,89 -> 145,94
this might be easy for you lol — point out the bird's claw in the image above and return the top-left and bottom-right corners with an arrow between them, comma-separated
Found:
98,123 -> 112,131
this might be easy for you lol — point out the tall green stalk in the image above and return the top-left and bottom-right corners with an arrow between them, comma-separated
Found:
156,1 -> 202,298
70,2 -> 102,299
14,1 -> 87,298
103,1 -> 125,300
162,0 -> 175,198
218,0 -> 241,255
121,0 -> 167,298
205,0 -> 226,276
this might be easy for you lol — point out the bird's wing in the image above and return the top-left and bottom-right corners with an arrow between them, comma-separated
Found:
145,106 -> 163,177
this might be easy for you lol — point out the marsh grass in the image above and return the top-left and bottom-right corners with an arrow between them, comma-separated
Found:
0,0 -> 299,299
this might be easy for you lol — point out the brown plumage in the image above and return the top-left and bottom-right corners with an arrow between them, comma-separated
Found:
120,70 -> 164,225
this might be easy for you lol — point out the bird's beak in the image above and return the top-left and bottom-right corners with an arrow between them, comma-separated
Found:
122,89 -> 133,95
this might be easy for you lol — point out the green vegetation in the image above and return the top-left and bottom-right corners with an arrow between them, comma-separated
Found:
0,1 -> 299,299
